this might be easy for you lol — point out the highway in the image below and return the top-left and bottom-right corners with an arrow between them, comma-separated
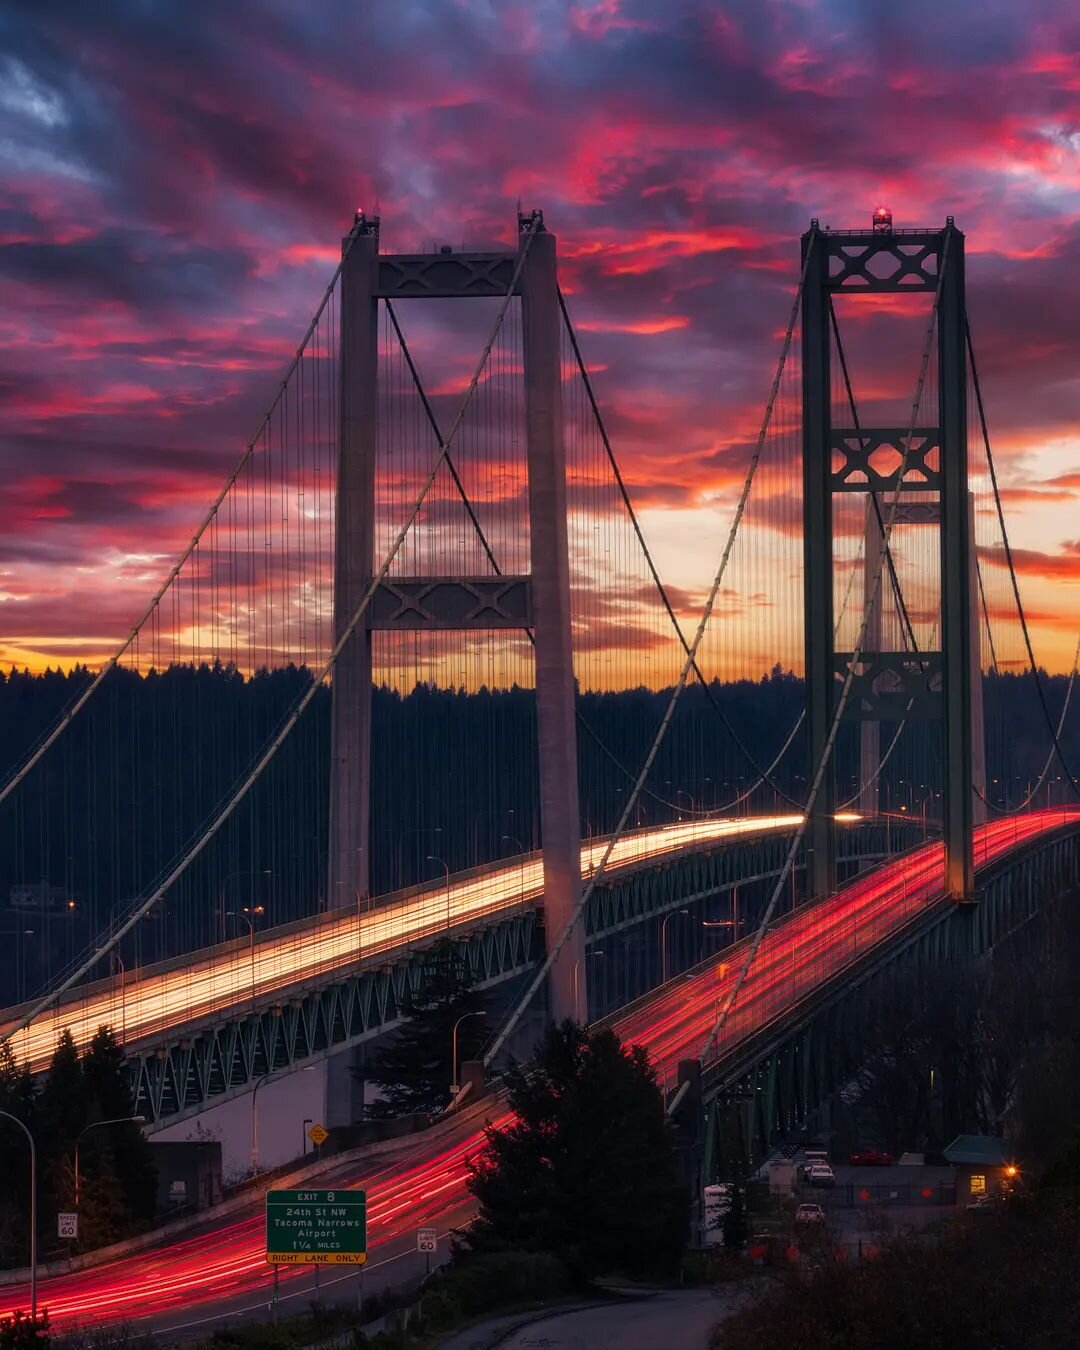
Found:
613,810 -> 1079,1073
0,814 -> 809,1075
0,809 -> 1074,1334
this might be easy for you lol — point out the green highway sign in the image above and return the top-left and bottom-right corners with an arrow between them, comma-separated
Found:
265,1189 -> 367,1265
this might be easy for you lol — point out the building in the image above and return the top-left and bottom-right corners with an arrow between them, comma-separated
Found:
148,1140 -> 223,1215
943,1134 -> 1017,1203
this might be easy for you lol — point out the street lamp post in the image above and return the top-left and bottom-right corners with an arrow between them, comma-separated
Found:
450,1010 -> 487,1096
111,950 -> 126,1045
0,927 -> 34,1003
219,869 -> 271,945
399,828 -> 441,887
660,908 -> 690,984
571,951 -> 605,1022
501,835 -> 527,901
703,887 -> 740,942
427,856 -> 451,933
253,1067 -> 316,1173
226,905 -> 265,1010
75,1116 -> 146,1207
251,1070 -> 273,1175
0,1111 -> 36,1322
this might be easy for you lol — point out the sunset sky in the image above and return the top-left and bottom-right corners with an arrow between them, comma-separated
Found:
2,0 -> 1079,676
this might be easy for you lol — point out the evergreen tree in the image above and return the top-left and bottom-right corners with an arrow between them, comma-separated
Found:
465,1022 -> 689,1279
81,1027 -> 157,1229
0,1027 -> 157,1264
0,1045 -> 35,1269
366,943 -> 486,1117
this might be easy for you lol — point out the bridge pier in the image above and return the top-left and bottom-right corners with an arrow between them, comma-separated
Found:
325,1043 -> 367,1130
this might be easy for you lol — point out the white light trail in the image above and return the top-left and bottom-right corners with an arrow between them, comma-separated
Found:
0,814 -> 810,1072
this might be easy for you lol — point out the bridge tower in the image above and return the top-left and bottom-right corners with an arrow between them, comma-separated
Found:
802,216 -> 976,900
328,210 -> 585,1021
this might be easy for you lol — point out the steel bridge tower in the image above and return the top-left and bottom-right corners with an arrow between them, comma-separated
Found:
328,210 -> 584,1023
802,216 -> 977,901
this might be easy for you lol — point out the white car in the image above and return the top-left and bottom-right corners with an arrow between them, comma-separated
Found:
807,1163 -> 835,1188
795,1203 -> 826,1224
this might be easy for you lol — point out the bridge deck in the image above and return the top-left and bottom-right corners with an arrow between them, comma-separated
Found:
0,810 -> 1075,1330
0,814 -> 808,1073
611,809 -> 1080,1084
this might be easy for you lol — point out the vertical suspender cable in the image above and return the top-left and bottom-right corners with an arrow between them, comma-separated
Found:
483,241 -> 814,1069
690,229 -> 951,1076
1,218 -> 543,1046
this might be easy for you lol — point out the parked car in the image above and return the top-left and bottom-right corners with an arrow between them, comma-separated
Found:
807,1163 -> 835,1188
795,1203 -> 826,1224
966,1193 -> 998,1214
850,1148 -> 894,1166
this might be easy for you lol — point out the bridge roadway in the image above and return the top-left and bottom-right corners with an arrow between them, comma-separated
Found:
0,814 -> 811,1074
1,808 -> 1075,1333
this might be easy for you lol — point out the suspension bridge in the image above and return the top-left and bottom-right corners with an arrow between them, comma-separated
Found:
0,207 -> 1078,1327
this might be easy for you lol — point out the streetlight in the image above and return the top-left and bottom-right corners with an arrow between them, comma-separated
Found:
501,835 -> 526,901
660,909 -> 690,984
0,1110 -> 36,1322
252,1066 -> 316,1174
251,1071 -> 273,1175
219,869 -> 271,944
75,1116 -> 146,1207
450,1011 -> 487,1096
225,905 -> 265,1009
571,951 -> 605,1022
398,828 -> 441,886
427,855 -> 451,933
0,927 -> 34,1003
111,950 -> 126,1044
703,888 -> 740,941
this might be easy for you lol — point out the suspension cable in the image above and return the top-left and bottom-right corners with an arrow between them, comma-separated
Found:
559,289 -> 804,809
693,226 -> 950,1072
829,299 -> 922,655
483,241 -> 814,1069
967,315 -> 1080,798
976,632 -> 1079,813
2,217 -> 544,1045
0,220 -> 368,806
390,287 -> 799,819
828,296 -> 929,815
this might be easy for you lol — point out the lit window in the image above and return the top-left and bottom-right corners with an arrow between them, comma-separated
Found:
970,1174 -> 986,1195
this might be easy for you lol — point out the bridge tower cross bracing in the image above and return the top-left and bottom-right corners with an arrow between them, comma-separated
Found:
857,492 -> 987,824
801,217 -> 975,900
328,210 -> 584,1022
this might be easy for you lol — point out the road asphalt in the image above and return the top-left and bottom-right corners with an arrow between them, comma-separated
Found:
442,1289 -> 734,1350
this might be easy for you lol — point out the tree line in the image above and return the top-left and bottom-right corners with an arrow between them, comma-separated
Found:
0,661 -> 1072,1004
0,1029 -> 155,1270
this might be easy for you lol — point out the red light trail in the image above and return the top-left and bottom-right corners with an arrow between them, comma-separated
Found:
0,810 -> 1075,1330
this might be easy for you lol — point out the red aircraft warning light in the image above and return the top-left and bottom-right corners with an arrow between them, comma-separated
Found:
873,206 -> 893,234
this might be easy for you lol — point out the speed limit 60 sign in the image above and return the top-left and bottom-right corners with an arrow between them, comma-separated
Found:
58,1212 -> 78,1240
417,1226 -> 437,1254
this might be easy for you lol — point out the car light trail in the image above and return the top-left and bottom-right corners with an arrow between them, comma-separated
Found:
0,810 -> 1073,1329
0,814 -> 806,1074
